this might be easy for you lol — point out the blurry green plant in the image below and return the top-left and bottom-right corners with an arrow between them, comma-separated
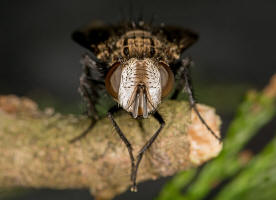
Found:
157,82 -> 276,200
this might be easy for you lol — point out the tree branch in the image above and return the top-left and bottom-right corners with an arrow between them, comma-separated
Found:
0,96 -> 222,200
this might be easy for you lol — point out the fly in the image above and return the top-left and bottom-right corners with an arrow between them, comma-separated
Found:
71,20 -> 221,192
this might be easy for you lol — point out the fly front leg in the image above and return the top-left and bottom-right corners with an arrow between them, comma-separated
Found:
131,111 -> 165,192
172,57 -> 221,142
70,54 -> 106,143
107,105 -> 136,189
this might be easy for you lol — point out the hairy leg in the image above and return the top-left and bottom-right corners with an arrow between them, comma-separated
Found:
70,54 -> 106,143
131,111 -> 165,192
171,57 -> 192,99
107,106 -> 136,188
172,57 -> 221,141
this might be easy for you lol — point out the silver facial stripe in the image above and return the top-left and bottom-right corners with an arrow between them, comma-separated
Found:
118,58 -> 162,118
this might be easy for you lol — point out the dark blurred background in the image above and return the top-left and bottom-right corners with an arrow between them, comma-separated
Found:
1,0 -> 275,199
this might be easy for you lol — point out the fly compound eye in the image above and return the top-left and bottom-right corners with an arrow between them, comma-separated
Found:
159,62 -> 174,98
105,62 -> 122,99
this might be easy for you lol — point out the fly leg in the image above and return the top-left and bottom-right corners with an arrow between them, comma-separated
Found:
70,54 -> 106,143
69,76 -> 98,143
107,106 -> 136,189
171,57 -> 193,99
131,111 -> 165,192
172,57 -> 221,141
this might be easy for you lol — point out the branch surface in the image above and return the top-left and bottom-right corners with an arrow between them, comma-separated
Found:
0,96 -> 222,200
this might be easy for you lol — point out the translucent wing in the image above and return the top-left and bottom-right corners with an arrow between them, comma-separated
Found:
72,21 -> 114,53
159,25 -> 199,54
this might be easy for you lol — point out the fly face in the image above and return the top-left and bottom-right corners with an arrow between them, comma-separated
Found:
72,21 -> 220,192
105,58 -> 174,118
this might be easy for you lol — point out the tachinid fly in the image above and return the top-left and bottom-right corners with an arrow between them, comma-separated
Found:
71,20 -> 221,192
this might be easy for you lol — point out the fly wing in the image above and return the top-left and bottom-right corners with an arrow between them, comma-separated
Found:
72,21 -> 116,54
160,25 -> 199,54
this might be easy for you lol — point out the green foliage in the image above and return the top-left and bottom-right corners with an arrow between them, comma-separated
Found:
215,135 -> 276,200
157,90 -> 276,200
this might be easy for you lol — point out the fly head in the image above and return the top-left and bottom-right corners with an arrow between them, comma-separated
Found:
105,58 -> 174,118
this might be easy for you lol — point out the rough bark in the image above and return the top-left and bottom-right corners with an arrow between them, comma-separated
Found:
0,96 -> 222,200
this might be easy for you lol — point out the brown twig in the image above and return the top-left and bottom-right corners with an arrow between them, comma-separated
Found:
0,95 -> 222,200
